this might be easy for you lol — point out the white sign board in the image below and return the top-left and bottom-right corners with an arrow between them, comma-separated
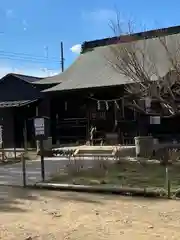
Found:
150,116 -> 161,125
34,118 -> 45,136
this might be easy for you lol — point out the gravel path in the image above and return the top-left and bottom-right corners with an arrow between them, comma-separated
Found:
0,158 -> 66,186
0,186 -> 180,239
0,157 -> 108,186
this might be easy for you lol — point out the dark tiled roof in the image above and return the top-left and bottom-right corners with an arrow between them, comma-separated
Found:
0,99 -> 37,108
12,73 -> 43,83
34,75 -> 62,85
81,25 -> 180,53
0,73 -> 43,83
43,27 -> 180,93
43,46 -> 131,92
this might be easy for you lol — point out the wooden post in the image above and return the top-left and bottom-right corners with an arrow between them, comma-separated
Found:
22,153 -> 26,187
87,107 -> 90,144
0,125 -> 5,162
122,98 -> 125,119
23,119 -> 28,151
165,166 -> 171,199
114,101 -> 117,132
40,138 -> 45,181
36,106 -> 40,154
34,116 -> 46,182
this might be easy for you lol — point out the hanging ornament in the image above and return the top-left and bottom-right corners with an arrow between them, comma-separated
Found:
97,100 -> 101,110
115,100 -> 119,110
145,97 -> 151,108
145,97 -> 151,113
105,101 -> 109,111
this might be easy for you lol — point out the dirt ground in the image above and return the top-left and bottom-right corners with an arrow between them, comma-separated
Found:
0,187 -> 180,240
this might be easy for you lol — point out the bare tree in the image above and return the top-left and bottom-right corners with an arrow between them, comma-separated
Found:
106,18 -> 180,117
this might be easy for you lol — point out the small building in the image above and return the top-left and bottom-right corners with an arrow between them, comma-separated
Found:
2,25 -> 180,148
0,73 -> 56,148
37,25 -> 180,146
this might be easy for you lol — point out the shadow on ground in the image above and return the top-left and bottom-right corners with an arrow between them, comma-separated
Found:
0,186 -> 105,212
0,185 -> 173,213
0,186 -> 40,212
54,191 -> 105,204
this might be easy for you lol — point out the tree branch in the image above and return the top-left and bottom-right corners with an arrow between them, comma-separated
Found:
106,18 -> 180,117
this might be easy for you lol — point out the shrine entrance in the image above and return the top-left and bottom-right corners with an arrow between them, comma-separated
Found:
89,103 -> 116,144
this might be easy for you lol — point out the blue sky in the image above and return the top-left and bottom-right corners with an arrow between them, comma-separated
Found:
0,0 -> 180,77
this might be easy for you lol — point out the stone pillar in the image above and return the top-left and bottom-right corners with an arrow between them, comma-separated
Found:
134,136 -> 154,158
43,137 -> 52,151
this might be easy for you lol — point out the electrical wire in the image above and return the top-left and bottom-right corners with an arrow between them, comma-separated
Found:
0,54 -> 61,64
0,54 -> 60,62
0,49 -> 60,61
0,49 -> 62,64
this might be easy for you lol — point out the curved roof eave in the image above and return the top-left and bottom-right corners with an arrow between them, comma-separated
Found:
44,31 -> 180,92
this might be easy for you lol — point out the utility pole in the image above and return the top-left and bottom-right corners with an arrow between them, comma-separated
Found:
60,41 -> 64,72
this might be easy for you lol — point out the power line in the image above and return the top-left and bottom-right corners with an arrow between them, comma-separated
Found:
0,52 -> 61,62
0,45 -> 65,71
0,49 -> 61,62
0,54 -> 62,64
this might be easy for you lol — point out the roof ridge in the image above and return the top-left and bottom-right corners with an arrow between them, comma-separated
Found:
12,73 -> 42,79
81,25 -> 180,53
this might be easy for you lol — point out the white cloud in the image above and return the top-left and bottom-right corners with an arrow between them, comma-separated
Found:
40,68 -> 60,77
6,9 -> 14,18
5,10 -> 28,31
70,44 -> 81,54
82,9 -> 116,23
0,65 -> 59,78
22,19 -> 28,31
22,20 -> 27,25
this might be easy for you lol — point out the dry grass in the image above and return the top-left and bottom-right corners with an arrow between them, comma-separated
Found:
50,160 -> 180,191
0,186 -> 180,239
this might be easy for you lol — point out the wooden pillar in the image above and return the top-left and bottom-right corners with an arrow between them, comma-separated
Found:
114,101 -> 117,129
122,98 -> 125,119
36,106 -> 40,153
23,119 -> 28,152
2,109 -> 15,148
87,105 -> 90,143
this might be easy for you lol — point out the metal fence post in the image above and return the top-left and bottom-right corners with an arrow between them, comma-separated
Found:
40,138 -> 45,182
165,166 -> 171,199
22,153 -> 26,187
